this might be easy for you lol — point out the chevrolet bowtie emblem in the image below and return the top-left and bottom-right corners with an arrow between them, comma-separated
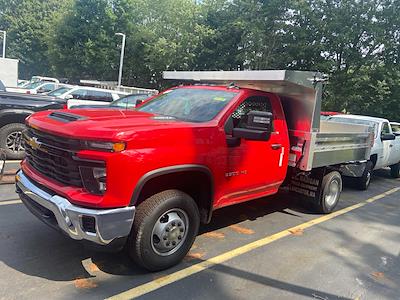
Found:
27,137 -> 45,151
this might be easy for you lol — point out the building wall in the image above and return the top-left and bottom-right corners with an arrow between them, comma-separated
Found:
0,58 -> 19,87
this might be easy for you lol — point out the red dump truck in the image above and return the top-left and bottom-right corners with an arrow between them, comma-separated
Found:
16,70 -> 372,271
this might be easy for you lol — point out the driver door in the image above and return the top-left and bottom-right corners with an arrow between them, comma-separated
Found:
379,122 -> 393,167
217,94 -> 288,207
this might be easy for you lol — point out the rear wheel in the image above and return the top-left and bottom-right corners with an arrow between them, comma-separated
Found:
390,163 -> 400,178
317,171 -> 342,214
128,189 -> 200,271
0,123 -> 26,160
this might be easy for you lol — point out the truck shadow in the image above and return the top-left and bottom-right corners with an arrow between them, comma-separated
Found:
91,170 -> 400,277
0,169 -> 397,287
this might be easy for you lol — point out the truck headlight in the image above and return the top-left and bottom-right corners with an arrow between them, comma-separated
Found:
83,141 -> 126,152
79,166 -> 107,195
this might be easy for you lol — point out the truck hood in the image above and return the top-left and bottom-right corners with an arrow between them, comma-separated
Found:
27,109 -> 193,141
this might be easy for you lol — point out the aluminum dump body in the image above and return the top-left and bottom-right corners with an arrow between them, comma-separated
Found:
164,70 -> 372,171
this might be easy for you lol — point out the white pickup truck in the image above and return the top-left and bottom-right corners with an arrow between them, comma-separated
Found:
328,115 -> 400,189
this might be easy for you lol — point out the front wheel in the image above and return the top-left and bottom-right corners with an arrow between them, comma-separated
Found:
0,123 -> 26,160
355,161 -> 373,190
390,163 -> 400,178
317,171 -> 342,214
128,190 -> 200,271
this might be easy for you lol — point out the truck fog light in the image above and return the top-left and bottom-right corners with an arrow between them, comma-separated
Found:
82,216 -> 96,233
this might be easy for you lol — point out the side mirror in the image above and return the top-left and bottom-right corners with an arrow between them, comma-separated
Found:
135,99 -> 143,107
381,133 -> 396,141
232,111 -> 273,141
65,94 -> 74,100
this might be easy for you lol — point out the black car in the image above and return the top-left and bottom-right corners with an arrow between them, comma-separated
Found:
0,89 -> 67,159
70,93 -> 151,109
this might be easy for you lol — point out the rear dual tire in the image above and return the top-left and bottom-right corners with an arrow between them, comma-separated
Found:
317,171 -> 342,214
128,189 -> 200,272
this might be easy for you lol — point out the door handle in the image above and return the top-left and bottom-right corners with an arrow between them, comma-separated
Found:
390,144 -> 394,148
271,144 -> 282,150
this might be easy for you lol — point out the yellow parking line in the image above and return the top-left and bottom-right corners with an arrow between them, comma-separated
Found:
0,199 -> 22,206
107,187 -> 400,300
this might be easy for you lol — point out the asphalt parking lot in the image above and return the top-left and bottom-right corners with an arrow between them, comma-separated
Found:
1,161 -> 400,300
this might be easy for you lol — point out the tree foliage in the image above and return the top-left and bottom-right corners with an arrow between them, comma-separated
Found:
0,0 -> 399,119
0,0 -> 70,78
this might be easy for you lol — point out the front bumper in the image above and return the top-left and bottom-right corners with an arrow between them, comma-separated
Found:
15,170 -> 135,246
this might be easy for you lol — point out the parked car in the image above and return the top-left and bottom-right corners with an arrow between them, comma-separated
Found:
17,80 -> 29,87
0,91 -> 66,159
25,82 -> 67,95
28,76 -> 59,84
390,122 -> 400,136
328,114 -> 400,184
16,70 -> 373,271
6,76 -> 60,93
70,93 -> 151,109
47,86 -> 128,108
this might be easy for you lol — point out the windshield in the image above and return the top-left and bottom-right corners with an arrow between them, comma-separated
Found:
329,117 -> 378,138
48,87 -> 71,97
136,88 -> 237,122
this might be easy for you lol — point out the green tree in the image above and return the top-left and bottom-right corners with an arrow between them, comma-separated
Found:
0,0 -> 69,78
48,0 -> 117,81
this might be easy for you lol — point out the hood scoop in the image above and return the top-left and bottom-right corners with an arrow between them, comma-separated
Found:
48,111 -> 87,123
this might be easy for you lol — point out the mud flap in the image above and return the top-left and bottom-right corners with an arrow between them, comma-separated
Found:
288,167 -> 326,205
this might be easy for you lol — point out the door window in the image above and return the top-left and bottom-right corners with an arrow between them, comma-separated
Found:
40,83 -> 54,92
231,96 -> 272,129
381,123 -> 390,135
86,90 -> 113,102
70,89 -> 87,99
392,124 -> 400,135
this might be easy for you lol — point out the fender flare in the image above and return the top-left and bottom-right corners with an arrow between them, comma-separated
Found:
0,109 -> 33,125
130,164 -> 215,220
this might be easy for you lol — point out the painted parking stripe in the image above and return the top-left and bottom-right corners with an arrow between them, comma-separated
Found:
0,199 -> 22,206
107,187 -> 400,300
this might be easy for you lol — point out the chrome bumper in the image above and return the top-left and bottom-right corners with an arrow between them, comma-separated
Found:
15,170 -> 135,246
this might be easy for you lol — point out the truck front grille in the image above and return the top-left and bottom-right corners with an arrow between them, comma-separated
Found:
23,127 -> 83,187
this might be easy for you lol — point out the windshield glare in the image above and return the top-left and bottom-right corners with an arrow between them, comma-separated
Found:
24,81 -> 45,89
136,88 -> 237,122
48,87 -> 71,97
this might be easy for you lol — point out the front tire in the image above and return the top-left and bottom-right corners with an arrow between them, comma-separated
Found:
0,123 -> 26,160
128,190 -> 200,271
355,161 -> 373,190
318,171 -> 342,214
390,163 -> 400,178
